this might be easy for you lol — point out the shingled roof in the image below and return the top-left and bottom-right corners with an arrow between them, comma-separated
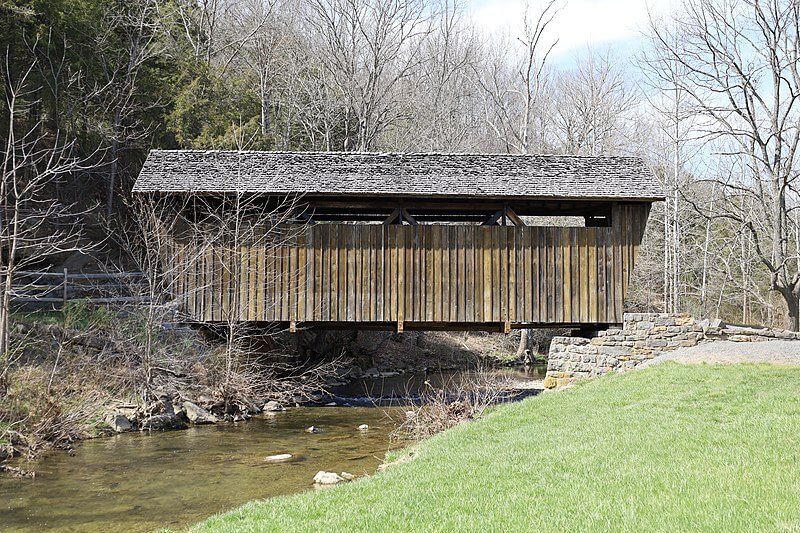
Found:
133,150 -> 663,201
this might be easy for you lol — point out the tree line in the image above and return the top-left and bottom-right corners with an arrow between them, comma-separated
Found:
2,0 -> 799,330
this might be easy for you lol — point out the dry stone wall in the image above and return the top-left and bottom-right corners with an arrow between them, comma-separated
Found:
544,313 -> 800,389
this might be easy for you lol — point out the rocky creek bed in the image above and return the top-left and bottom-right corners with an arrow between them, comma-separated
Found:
0,366 -> 545,532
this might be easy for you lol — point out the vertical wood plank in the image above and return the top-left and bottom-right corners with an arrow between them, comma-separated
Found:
390,225 -> 399,321
496,227 -> 504,323
441,227 -> 450,322
588,227 -> 598,323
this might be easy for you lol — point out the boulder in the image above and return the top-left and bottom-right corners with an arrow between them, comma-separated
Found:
195,394 -> 225,412
239,399 -> 261,414
313,471 -> 345,485
140,414 -> 188,431
357,424 -> 369,431
264,453 -> 293,463
105,413 -> 132,433
182,401 -> 218,424
151,389 -> 176,415
263,401 -> 284,412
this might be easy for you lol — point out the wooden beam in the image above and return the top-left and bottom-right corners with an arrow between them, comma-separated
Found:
482,210 -> 503,226
505,207 -> 526,227
383,207 -> 401,225
400,208 -> 418,225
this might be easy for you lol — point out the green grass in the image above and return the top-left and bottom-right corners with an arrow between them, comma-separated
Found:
196,364 -> 800,532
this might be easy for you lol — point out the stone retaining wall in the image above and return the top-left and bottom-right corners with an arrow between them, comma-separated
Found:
544,313 -> 799,389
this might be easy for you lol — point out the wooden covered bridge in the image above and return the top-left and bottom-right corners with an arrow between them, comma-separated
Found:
133,151 -> 662,332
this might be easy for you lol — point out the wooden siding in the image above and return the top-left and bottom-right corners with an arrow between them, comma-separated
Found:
173,203 -> 650,326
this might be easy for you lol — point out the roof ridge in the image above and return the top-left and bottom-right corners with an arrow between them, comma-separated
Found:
147,149 -> 644,160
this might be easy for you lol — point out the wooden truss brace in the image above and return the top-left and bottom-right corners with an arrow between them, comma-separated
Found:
383,208 -> 419,225
481,206 -> 526,227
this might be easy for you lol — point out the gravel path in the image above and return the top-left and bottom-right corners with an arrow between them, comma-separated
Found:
641,340 -> 800,367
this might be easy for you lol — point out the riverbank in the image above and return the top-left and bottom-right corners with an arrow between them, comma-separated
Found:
197,363 -> 800,531
0,307 -> 533,464
0,365 -> 546,531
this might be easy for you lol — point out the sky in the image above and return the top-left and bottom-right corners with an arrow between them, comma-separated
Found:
467,0 -> 678,65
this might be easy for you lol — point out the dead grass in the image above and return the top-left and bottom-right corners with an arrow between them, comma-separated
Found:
390,367 -> 518,441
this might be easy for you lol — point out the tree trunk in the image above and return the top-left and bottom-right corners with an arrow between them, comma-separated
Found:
0,272 -> 10,360
0,269 -> 12,396
785,290 -> 800,332
516,329 -> 534,364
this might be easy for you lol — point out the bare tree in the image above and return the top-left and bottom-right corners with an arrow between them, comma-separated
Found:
92,0 -> 166,218
391,0 -> 482,151
473,0 -> 559,154
303,0 -> 435,151
175,0 -> 274,71
552,49 -> 637,156
470,1 -> 558,356
647,0 -> 800,329
0,50 -> 93,360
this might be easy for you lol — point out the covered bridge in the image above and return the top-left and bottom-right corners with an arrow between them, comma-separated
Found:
133,151 -> 662,332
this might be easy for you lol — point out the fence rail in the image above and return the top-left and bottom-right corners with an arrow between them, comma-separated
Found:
10,270 -> 150,306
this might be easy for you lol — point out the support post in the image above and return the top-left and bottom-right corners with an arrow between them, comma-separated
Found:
62,268 -> 68,306
289,320 -> 297,333
397,320 -> 404,333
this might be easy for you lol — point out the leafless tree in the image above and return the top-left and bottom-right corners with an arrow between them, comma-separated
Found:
391,0 -> 482,151
92,0 -> 167,218
552,49 -> 637,156
0,50 -> 95,362
647,0 -> 800,329
175,0 -> 275,71
303,0 -> 435,151
473,0 -> 559,155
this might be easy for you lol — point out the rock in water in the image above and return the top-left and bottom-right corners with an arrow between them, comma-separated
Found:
263,401 -> 284,412
313,471 -> 345,485
140,414 -> 188,431
305,426 -> 320,433
264,454 -> 293,463
105,413 -> 132,433
183,401 -> 218,424
340,472 -> 356,481
358,424 -> 369,431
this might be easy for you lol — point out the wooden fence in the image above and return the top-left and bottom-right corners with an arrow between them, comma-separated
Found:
10,270 -> 148,306
173,203 -> 650,328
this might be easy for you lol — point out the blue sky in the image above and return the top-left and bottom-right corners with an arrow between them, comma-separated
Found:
466,0 -> 677,66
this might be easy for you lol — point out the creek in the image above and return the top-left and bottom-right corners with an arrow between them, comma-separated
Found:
0,365 -> 545,532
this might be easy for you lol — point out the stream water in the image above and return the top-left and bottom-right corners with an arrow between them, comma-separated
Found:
0,365 -> 545,532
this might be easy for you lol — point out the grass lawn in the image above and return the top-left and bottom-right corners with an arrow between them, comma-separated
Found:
196,363 -> 800,532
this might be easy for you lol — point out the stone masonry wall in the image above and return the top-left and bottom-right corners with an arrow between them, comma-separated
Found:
544,313 -> 800,389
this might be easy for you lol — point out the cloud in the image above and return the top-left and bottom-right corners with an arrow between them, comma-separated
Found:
468,0 -> 677,58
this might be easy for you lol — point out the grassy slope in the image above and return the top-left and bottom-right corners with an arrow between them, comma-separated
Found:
197,364 -> 800,532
